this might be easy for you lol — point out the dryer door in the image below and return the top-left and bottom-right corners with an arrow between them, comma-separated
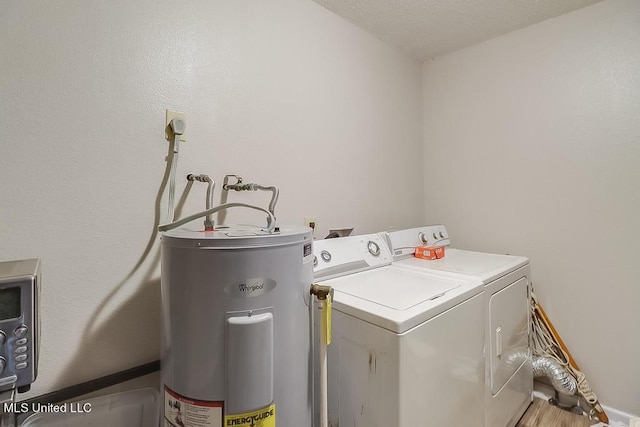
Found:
489,276 -> 529,394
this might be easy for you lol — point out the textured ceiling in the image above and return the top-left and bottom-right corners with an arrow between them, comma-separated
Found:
312,0 -> 604,60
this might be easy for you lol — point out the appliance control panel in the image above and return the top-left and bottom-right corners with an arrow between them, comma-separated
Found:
0,259 -> 40,393
387,225 -> 451,258
313,234 -> 392,280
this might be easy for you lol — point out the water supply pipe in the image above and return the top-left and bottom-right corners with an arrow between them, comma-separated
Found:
222,175 -> 280,224
186,174 -> 215,231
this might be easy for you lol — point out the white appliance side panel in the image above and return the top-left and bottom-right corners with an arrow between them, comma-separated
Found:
399,293 -> 485,427
328,311 -> 400,427
328,294 -> 484,427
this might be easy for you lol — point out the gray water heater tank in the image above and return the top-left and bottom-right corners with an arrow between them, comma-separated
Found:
161,224 -> 313,427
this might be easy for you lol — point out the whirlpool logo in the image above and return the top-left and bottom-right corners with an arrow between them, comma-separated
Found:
225,278 -> 277,297
238,283 -> 264,294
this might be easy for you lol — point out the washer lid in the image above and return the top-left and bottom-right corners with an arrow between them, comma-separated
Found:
336,267 -> 457,310
397,248 -> 528,282
322,265 -> 483,333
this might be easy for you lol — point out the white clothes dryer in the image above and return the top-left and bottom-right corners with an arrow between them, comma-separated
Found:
386,225 -> 533,427
313,234 -> 485,427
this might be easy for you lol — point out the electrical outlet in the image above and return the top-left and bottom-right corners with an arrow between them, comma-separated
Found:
304,216 -> 317,230
165,109 -> 187,142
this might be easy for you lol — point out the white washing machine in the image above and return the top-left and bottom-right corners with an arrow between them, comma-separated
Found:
386,225 -> 533,427
313,233 -> 485,427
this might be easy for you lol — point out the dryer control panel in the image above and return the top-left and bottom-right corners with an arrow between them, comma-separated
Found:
387,225 -> 451,258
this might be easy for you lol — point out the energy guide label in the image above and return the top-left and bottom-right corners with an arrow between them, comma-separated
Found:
164,386 -> 223,427
224,404 -> 276,427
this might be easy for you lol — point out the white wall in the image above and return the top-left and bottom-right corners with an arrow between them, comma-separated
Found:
422,0 -> 639,414
0,0 -> 423,398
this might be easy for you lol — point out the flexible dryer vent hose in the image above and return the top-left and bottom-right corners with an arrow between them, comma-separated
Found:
532,356 -> 577,395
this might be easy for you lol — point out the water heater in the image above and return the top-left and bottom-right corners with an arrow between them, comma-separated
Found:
161,224 -> 313,427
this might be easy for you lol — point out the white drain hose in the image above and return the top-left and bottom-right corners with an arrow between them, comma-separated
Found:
166,118 -> 185,223
166,134 -> 180,222
158,202 -> 276,233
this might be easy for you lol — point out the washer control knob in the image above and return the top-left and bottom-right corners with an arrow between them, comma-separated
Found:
0,357 -> 5,374
433,233 -> 438,239
0,332 -> 6,346
313,256 -> 318,268
418,232 -> 428,244
439,232 -> 445,238
320,250 -> 331,263
14,326 -> 28,338
367,241 -> 381,257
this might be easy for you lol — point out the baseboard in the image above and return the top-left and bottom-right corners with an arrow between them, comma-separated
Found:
19,360 -> 160,406
533,380 -> 639,426
600,404 -> 640,426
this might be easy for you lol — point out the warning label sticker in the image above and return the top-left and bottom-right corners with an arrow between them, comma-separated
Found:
224,404 -> 276,427
303,242 -> 313,264
164,385 -> 223,427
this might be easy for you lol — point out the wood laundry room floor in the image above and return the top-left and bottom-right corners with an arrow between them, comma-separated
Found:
517,398 -> 591,427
